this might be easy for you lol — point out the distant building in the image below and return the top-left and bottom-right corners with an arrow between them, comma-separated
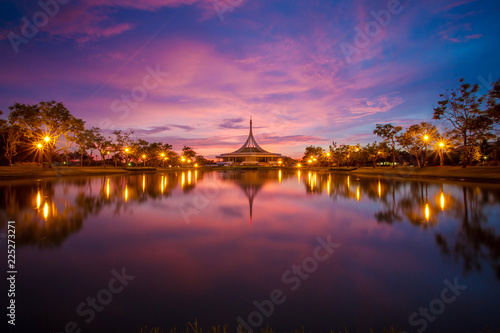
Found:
216,118 -> 282,166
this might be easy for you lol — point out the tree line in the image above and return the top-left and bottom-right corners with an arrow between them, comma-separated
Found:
1,78 -> 499,168
0,101 -> 212,168
302,78 -> 500,168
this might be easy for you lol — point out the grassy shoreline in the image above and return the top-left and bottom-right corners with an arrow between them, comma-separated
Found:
1,165 -> 500,183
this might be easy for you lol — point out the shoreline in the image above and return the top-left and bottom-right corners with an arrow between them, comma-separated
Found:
1,165 -> 500,183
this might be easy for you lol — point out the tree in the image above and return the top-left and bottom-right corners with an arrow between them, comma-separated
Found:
397,122 -> 438,168
111,130 -> 134,166
91,128 -> 112,167
364,141 -> 388,168
0,112 -> 21,166
7,101 -> 84,168
302,145 -> 324,166
195,155 -> 213,166
76,128 -> 99,166
486,78 -> 500,125
373,123 -> 402,168
433,79 -> 494,167
158,143 -> 173,167
181,146 -> 196,160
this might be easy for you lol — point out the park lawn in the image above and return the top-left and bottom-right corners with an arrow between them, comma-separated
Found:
0,166 -> 130,179
350,166 -> 500,182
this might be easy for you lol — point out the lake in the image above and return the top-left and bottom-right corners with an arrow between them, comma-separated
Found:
1,169 -> 499,333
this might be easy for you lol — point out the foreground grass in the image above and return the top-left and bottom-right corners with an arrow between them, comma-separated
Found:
138,321 -> 499,333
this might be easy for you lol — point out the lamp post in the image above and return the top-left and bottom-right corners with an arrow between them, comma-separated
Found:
37,142 -> 43,166
142,154 -> 146,167
423,134 -> 429,167
43,136 -> 51,167
161,153 -> 165,168
124,147 -> 129,165
438,142 -> 444,166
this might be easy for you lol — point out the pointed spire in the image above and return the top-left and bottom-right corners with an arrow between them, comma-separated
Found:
230,116 -> 270,153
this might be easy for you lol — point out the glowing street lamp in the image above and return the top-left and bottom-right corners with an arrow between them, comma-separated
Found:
36,142 -> 43,165
142,154 -> 146,167
160,153 -> 166,167
44,136 -> 50,143
423,134 -> 430,167
438,141 -> 445,166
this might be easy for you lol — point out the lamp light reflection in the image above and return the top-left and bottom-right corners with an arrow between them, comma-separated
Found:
36,191 -> 41,209
43,202 -> 49,219
440,193 -> 445,210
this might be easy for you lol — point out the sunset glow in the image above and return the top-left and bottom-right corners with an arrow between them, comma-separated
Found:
1,0 -> 498,158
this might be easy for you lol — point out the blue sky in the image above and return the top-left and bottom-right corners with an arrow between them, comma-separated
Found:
0,0 -> 499,158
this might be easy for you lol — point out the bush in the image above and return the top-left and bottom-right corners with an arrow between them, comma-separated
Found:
13,162 -> 41,167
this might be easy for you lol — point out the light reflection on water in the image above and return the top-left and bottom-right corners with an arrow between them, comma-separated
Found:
0,170 -> 499,332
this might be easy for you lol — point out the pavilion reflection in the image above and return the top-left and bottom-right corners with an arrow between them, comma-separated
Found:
219,169 -> 289,224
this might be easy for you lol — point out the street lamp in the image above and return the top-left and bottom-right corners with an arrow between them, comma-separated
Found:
160,153 -> 165,167
423,134 -> 429,167
438,142 -> 445,166
142,154 -> 146,167
36,142 -> 43,166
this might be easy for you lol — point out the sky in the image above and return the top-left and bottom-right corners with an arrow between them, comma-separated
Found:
0,0 -> 499,159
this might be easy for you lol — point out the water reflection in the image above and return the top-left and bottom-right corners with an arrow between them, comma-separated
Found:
1,170 -> 500,332
0,170 -> 499,280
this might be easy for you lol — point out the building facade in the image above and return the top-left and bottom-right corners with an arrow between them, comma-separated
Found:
216,118 -> 282,166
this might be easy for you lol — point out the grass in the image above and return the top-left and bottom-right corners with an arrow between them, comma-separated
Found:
138,321 -> 499,333
1,165 -> 500,182
349,165 -> 500,182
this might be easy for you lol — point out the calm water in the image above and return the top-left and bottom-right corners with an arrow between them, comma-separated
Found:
1,170 -> 499,333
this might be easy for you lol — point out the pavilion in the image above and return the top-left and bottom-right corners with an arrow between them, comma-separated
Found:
216,118 -> 282,166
